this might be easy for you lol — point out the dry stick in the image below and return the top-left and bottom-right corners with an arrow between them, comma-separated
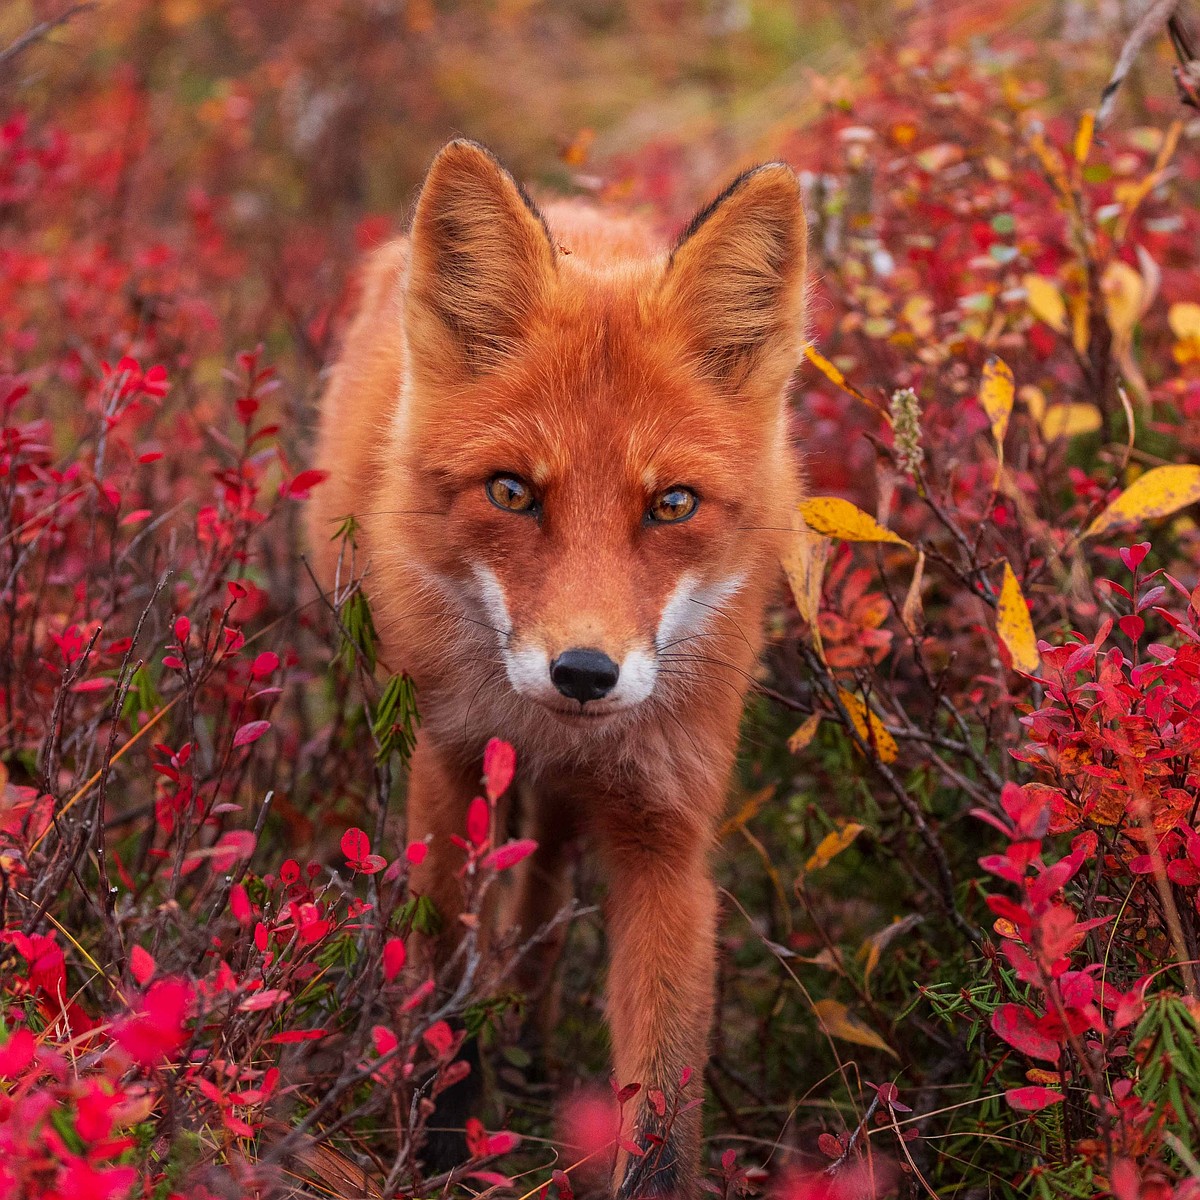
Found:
795,641 -> 981,946
0,2 -> 94,71
1098,0 -> 1184,126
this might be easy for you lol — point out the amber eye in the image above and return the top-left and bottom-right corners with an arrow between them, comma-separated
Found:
486,474 -> 537,514
647,486 -> 699,524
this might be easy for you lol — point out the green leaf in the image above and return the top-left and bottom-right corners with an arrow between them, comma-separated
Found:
371,673 -> 420,764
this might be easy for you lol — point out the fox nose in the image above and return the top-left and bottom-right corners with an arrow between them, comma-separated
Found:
550,648 -> 619,703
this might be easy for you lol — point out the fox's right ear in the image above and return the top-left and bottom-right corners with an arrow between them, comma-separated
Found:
661,163 -> 807,398
405,140 -> 556,379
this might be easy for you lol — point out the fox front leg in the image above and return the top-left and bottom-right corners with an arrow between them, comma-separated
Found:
600,812 -> 718,1199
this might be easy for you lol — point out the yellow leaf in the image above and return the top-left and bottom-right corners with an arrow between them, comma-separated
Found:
901,294 -> 935,338
980,357 -> 1013,489
717,785 -> 775,841
900,548 -> 925,638
1023,275 -> 1067,334
804,823 -> 865,873
1169,302 -> 1200,341
803,345 -> 887,417
979,356 -> 1014,465
799,497 -> 912,549
1084,464 -> 1200,539
856,914 -> 923,989
813,998 -> 898,1059
1070,294 -> 1090,356
1102,260 -> 1145,345
781,522 -> 829,661
837,688 -> 898,763
1073,110 -> 1095,165
787,712 -> 822,754
1018,384 -> 1047,424
996,560 -> 1041,675
1026,1068 -> 1064,1086
1040,403 -> 1102,440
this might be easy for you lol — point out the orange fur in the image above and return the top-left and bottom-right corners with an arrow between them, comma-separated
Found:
306,140 -> 806,1198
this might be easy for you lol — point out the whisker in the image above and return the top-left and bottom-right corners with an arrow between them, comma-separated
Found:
686,595 -> 755,652
660,651 -> 761,691
656,667 -> 747,704
655,696 -> 708,765
462,666 -> 503,741
656,629 -> 726,653
326,509 -> 450,519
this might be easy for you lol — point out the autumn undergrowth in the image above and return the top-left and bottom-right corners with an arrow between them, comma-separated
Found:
4,3 -> 1200,1199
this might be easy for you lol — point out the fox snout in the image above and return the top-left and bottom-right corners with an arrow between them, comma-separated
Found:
549,649 -> 620,703
502,634 -> 658,717
471,563 -> 749,721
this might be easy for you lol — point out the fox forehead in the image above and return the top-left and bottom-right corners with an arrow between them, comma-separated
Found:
403,307 -> 768,496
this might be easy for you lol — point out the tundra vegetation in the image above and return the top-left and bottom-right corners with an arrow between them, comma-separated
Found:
3,1 -> 1200,1198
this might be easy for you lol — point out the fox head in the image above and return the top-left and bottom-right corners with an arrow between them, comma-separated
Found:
391,140 -> 806,727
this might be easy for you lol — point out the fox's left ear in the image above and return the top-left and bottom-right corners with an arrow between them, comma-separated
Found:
661,163 -> 807,396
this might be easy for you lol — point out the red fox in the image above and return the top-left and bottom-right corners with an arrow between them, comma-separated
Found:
306,140 -> 806,1198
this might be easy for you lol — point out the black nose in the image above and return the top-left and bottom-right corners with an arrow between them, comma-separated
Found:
550,648 -> 619,703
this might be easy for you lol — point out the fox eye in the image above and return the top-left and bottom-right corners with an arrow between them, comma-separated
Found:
647,486 -> 699,524
487,474 -> 537,515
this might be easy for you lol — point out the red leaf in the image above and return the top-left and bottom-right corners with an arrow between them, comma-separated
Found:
466,796 -> 490,847
212,829 -> 256,872
424,1020 -> 457,1060
230,884 -> 252,924
1119,543 -> 1151,572
130,945 -> 156,986
233,720 -> 270,747
113,978 -> 193,1066
486,1130 -> 521,1155
1005,1086 -> 1065,1112
341,827 -> 371,865
483,737 -> 516,801
251,651 -> 279,678
466,1116 -> 489,1159
991,1004 -> 1061,1063
818,1132 -> 844,1159
383,937 -> 407,981
238,987 -> 290,1011
280,469 -> 329,499
482,838 -> 538,873
0,1028 -> 36,1078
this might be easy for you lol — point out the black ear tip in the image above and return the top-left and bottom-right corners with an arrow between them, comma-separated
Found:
670,160 -> 802,263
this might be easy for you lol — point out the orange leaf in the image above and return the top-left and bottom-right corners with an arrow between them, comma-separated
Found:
787,712 -> 821,754
804,823 -> 864,873
803,345 -> 887,418
836,688 -> 898,763
812,998 -> 898,1058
